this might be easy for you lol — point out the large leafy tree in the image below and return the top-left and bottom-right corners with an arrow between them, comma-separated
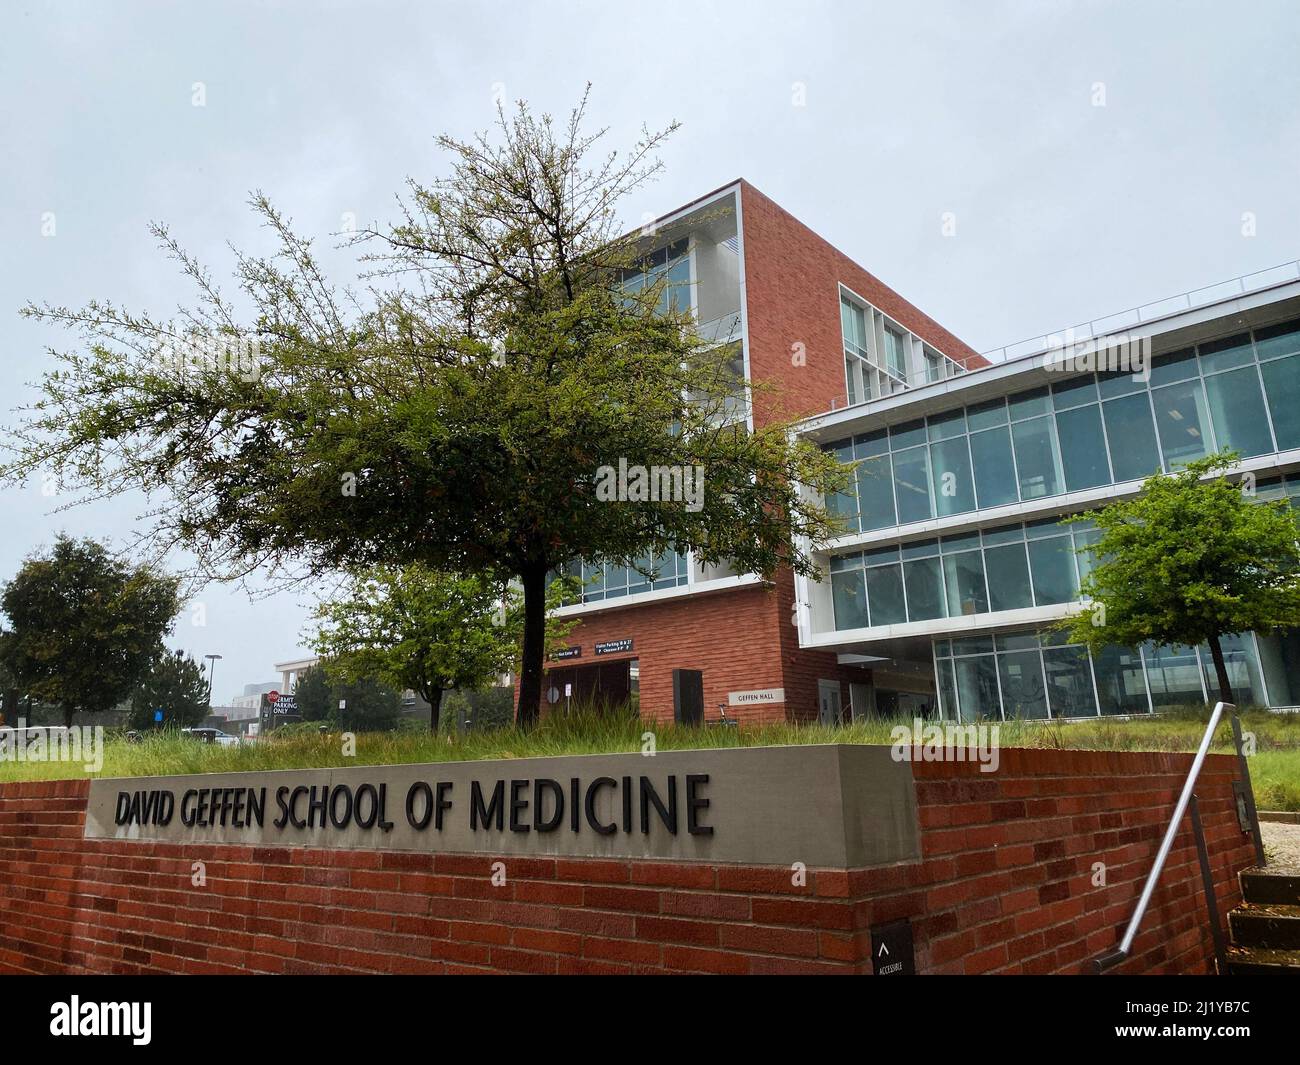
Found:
0,536 -> 181,727
128,649 -> 209,731
310,566 -> 576,731
1063,452 -> 1300,705
1,92 -> 844,726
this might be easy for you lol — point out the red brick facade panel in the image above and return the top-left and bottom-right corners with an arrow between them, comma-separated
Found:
739,179 -> 987,426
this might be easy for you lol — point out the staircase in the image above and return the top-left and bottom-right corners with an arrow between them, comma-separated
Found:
1224,869 -> 1300,974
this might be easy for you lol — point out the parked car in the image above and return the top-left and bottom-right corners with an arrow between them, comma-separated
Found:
181,727 -> 239,747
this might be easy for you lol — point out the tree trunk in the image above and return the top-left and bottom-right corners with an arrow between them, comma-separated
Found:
1206,633 -> 1235,708
427,687 -> 443,733
516,565 -> 547,729
63,705 -> 74,730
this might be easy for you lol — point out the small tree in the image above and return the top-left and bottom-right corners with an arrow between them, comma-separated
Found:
129,650 -> 209,731
0,536 -> 181,728
310,566 -> 577,731
1063,452 -> 1300,706
293,663 -> 401,732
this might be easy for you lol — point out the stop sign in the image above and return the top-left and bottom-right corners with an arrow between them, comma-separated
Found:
267,690 -> 280,705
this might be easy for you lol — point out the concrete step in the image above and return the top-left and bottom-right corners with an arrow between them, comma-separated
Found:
1241,869 -> 1300,906
1229,903 -> 1300,950
1224,945 -> 1300,975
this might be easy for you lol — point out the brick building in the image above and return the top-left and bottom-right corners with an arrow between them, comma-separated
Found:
542,180 -> 1300,726
541,180 -> 988,725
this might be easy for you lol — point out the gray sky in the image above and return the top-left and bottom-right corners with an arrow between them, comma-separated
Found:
2,0 -> 1297,701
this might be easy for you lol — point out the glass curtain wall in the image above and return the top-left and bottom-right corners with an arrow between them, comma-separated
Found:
830,516 -> 1101,631
932,630 -> 1269,721
826,318 -> 1300,534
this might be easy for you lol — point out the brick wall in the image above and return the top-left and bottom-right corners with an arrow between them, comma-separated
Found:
533,576 -> 870,725
739,179 -> 987,428
0,749 -> 1254,975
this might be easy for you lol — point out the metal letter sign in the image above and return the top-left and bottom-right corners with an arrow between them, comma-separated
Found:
870,919 -> 915,975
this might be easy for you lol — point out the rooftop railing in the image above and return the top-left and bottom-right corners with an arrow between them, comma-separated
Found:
982,259 -> 1300,365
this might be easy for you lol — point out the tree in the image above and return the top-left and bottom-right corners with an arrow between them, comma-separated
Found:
2,91 -> 845,728
1063,452 -> 1300,706
310,566 -> 577,731
129,649 -> 209,731
0,536 -> 181,728
293,663 -> 401,732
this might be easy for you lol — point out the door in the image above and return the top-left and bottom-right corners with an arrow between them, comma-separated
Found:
818,679 -> 843,726
849,681 -> 875,721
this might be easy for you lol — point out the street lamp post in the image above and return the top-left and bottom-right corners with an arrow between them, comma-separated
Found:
204,654 -> 223,709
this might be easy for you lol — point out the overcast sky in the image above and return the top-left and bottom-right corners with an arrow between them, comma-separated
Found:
2,0 -> 1297,701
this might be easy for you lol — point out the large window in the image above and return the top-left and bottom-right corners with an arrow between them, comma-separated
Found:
620,239 -> 691,317
841,297 -> 873,405
931,631 -> 1272,721
829,515 -> 1099,631
839,291 -> 965,407
550,548 -> 689,606
825,317 -> 1300,534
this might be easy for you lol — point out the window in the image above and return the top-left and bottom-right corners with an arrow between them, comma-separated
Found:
999,650 -> 1049,719
943,548 -> 987,616
865,560 -> 907,626
903,553 -> 945,620
830,564 -> 868,630
1144,643 -> 1206,709
1203,366 -> 1273,458
1102,393 -> 1162,482
1011,416 -> 1062,499
856,451 -> 897,531
1253,319 -> 1300,360
930,436 -> 976,516
953,656 -> 1000,722
969,426 -> 1018,509
1092,645 -> 1150,715
550,550 -> 688,606
621,239 -> 690,317
1261,355 -> 1300,451
1055,403 -> 1111,491
1042,643 -> 1095,718
1026,531 -> 1076,606
983,542 -> 1033,611
883,328 -> 907,379
1152,379 -> 1211,469
891,446 -> 932,524
841,297 -> 872,406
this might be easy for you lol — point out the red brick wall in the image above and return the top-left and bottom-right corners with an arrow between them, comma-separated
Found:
0,750 -> 1253,975
739,179 -> 987,427
537,583 -> 787,726
532,576 -> 869,726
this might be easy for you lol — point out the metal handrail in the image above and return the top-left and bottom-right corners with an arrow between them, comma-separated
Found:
1093,701 -> 1246,973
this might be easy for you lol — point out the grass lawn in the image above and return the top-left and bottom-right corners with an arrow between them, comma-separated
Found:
3,708 -> 1298,810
